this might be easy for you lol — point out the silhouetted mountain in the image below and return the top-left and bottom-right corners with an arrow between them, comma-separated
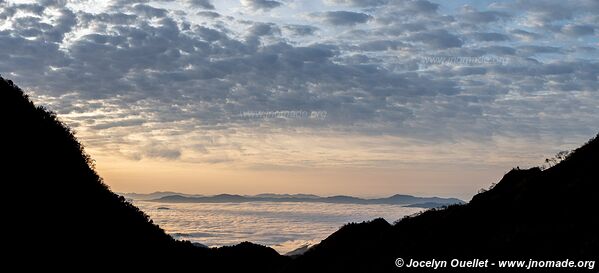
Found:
285,244 -> 313,257
404,202 -> 455,208
254,193 -> 321,199
125,192 -> 323,200
119,191 -> 202,200
285,134 -> 599,272
1,76 -> 289,271
378,194 -> 463,205
153,193 -> 464,205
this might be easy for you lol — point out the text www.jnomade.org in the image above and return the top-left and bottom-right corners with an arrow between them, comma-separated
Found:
395,258 -> 595,270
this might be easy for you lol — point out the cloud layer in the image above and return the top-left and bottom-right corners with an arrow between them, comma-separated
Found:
1,0 -> 598,174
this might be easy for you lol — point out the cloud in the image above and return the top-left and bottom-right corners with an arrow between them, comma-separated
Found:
514,0 -> 598,29
133,4 -> 168,18
91,119 -> 146,130
2,0 -> 599,171
479,45 -> 516,55
247,22 -> 281,37
143,145 -> 182,160
197,11 -> 220,18
241,0 -> 282,11
315,11 -> 372,26
355,40 -> 406,51
325,0 -> 389,7
470,32 -> 510,42
561,24 -> 595,37
367,0 -> 438,17
399,0 -> 439,14
409,29 -> 463,49
282,25 -> 318,36
460,9 -> 510,24
517,45 -> 561,56
510,29 -> 542,41
188,0 -> 214,9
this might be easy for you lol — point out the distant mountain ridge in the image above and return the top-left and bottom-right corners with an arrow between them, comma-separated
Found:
120,191 -> 205,200
145,193 -> 464,207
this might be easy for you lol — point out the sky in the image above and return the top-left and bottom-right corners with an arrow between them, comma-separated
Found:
1,0 -> 598,200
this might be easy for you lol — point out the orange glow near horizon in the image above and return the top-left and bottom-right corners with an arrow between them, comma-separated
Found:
72,126 -> 587,201
93,153 -> 509,200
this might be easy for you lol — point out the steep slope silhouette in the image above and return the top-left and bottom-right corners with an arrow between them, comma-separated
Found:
287,134 -> 599,272
1,76 -> 289,271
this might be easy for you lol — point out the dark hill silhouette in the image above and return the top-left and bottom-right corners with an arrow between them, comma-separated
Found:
152,193 -> 464,206
1,76 -> 289,271
285,134 -> 599,272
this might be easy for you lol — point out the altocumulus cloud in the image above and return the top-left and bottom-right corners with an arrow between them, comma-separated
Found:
187,0 -> 214,10
241,0 -> 282,11
0,0 -> 598,168
314,11 -> 372,26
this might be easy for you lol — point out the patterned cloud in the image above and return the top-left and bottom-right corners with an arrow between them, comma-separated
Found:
1,0 -> 598,173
